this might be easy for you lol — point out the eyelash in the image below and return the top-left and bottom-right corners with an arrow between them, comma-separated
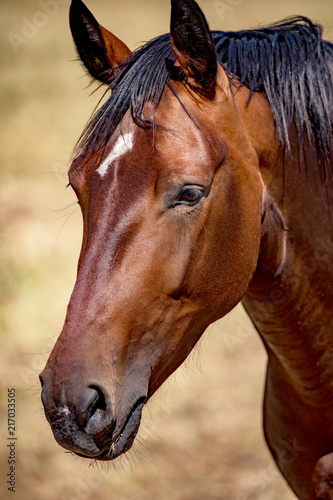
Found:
170,185 -> 205,208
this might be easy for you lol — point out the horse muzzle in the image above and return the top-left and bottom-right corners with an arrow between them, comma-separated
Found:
40,373 -> 146,460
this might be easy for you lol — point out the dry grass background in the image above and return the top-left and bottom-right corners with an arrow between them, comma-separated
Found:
1,1 -> 333,499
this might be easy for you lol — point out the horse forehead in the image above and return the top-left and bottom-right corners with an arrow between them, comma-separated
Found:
92,126 -> 159,205
153,92 -> 221,166
93,101 -> 214,185
95,121 -> 156,180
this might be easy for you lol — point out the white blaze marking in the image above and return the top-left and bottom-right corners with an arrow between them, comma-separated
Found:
96,132 -> 134,177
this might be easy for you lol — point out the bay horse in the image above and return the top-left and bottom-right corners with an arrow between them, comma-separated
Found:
40,0 -> 333,498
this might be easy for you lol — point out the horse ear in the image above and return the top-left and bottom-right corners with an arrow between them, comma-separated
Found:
170,0 -> 217,94
69,0 -> 132,84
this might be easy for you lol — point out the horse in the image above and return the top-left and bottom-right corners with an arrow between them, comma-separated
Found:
39,0 -> 333,498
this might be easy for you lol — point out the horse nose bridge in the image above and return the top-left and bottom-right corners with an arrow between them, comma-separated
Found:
68,245 -> 146,326
66,257 -> 157,334
79,199 -> 149,274
76,200 -> 161,301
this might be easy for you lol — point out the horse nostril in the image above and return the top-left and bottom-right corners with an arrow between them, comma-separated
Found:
88,385 -> 107,415
40,378 -> 114,443
81,385 -> 112,435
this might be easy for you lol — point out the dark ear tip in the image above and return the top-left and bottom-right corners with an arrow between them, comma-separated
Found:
70,0 -> 82,12
70,0 -> 81,25
70,0 -> 98,38
70,0 -> 90,22
170,0 -> 199,12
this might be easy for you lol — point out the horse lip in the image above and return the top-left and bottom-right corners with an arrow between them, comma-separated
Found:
88,398 -> 146,461
50,414 -> 102,457
74,396 -> 146,461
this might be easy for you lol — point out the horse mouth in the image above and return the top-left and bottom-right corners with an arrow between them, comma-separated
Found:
88,399 -> 145,461
50,398 -> 145,461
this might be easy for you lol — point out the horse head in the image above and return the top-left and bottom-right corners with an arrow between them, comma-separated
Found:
40,0 -> 266,460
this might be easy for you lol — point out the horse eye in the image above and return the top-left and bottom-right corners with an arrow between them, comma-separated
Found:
173,186 -> 205,207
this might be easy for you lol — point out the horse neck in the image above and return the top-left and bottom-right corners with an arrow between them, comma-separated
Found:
241,93 -> 333,404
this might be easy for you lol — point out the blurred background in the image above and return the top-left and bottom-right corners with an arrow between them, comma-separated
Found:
1,1 -> 333,499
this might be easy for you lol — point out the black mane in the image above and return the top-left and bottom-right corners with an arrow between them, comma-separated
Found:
75,16 -> 333,172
